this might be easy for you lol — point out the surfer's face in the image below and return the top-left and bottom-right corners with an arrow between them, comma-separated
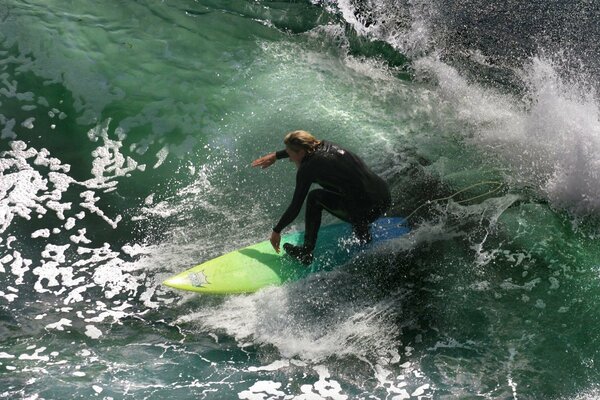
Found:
286,146 -> 306,168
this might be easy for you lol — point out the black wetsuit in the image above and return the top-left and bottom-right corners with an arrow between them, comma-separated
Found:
273,141 -> 391,251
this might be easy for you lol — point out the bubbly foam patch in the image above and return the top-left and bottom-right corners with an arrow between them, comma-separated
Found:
1,119 -> 143,236
0,118 -> 174,339
84,325 -> 103,339
237,365 -> 350,400
235,358 -> 431,399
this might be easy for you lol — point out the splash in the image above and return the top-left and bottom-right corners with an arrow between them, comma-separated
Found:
328,0 -> 437,57
414,55 -> 600,215
522,58 -> 600,214
183,282 -> 401,362
327,0 -> 600,216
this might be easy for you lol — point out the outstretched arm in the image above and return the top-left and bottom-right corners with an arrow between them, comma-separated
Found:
272,168 -> 312,234
251,152 -> 277,169
251,150 -> 289,169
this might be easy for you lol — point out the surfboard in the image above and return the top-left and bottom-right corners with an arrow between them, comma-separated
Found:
162,217 -> 409,294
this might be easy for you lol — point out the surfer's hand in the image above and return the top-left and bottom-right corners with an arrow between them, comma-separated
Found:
251,152 -> 276,169
270,231 -> 281,253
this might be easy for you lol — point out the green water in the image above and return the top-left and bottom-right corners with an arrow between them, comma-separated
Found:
1,1 -> 600,399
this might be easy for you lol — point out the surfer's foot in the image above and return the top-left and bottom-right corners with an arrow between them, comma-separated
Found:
353,225 -> 372,245
283,243 -> 314,265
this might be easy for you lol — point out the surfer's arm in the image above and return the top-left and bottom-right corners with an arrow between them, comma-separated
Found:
275,149 -> 289,159
273,168 -> 312,234
251,150 -> 289,169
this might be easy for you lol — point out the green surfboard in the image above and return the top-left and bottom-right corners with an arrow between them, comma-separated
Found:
163,217 -> 409,294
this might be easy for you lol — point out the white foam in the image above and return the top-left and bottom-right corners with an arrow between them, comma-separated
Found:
70,228 -> 91,244
311,366 -> 348,400
34,148 -> 70,173
153,145 -> 169,169
500,278 -> 541,292
0,253 -> 12,273
84,325 -> 103,339
33,244 -> 90,292
74,243 -> 119,266
9,250 -> 31,285
21,117 -> 35,129
79,349 -> 92,357
238,381 -> 286,400
80,190 -> 122,229
248,360 -> 290,372
121,243 -> 150,257
0,143 -> 49,232
46,200 -> 71,220
91,258 -> 140,299
18,347 -> 49,362
64,284 -> 94,305
0,140 -> 80,235
63,217 -> 76,230
81,119 -> 142,191
391,390 -> 410,400
1,118 -> 17,139
45,318 -> 72,331
0,290 -> 18,302
32,229 -> 51,238
84,309 -> 129,324
411,384 -> 430,397
41,243 -> 70,264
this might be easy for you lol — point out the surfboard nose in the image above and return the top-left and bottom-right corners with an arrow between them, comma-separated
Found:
162,274 -> 190,290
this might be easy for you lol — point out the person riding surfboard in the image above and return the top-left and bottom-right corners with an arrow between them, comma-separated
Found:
252,130 -> 391,265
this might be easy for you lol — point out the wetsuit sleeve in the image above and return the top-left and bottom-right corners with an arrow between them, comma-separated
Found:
275,149 -> 289,160
273,167 -> 312,233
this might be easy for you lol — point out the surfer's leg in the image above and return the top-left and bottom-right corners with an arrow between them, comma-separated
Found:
304,189 -> 347,250
284,189 -> 346,265
350,198 -> 391,245
305,189 -> 392,247
352,221 -> 372,244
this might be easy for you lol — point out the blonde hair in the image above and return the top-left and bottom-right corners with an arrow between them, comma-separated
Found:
284,130 -> 321,153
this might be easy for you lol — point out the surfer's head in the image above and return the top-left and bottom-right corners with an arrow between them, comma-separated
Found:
284,130 -> 321,167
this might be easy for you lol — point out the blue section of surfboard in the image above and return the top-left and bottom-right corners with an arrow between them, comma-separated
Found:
163,217 -> 409,294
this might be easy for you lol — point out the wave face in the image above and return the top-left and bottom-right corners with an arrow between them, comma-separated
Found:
1,1 -> 600,399
330,0 -> 600,215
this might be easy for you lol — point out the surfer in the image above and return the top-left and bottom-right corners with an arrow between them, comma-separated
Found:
252,130 -> 391,265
